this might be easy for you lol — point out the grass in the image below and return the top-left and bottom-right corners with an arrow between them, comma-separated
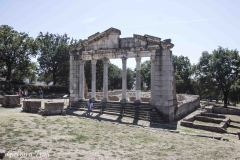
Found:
0,107 -> 240,159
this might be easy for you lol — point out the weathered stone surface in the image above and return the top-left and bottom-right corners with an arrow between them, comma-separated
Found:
108,95 -> 120,102
22,100 -> 41,113
175,95 -> 200,120
3,95 -> 20,108
41,102 -> 65,116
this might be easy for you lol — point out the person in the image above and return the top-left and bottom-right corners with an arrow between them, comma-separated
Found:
39,88 -> 43,99
24,88 -> 28,98
87,98 -> 94,116
18,88 -> 22,97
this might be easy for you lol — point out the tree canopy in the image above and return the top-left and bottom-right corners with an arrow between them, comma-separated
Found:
36,32 -> 71,86
0,25 -> 37,82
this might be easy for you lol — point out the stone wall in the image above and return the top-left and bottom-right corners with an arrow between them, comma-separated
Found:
175,94 -> 200,120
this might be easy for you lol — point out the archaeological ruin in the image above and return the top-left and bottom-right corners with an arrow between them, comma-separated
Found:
69,28 -> 199,122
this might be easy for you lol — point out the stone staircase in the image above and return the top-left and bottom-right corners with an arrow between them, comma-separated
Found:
68,100 -> 165,124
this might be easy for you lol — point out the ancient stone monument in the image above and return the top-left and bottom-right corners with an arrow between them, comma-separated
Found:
69,28 -> 177,121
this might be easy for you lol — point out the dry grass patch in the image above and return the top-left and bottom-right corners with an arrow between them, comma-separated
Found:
0,108 -> 240,159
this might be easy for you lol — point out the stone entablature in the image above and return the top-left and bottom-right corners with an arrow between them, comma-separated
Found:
69,27 -> 177,121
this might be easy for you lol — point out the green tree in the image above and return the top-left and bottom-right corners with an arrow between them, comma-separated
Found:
211,47 -> 240,106
0,25 -> 37,82
141,61 -> 151,89
37,32 -> 71,86
127,68 -> 135,90
193,52 -> 218,100
108,64 -> 122,90
229,80 -> 240,105
173,55 -> 193,93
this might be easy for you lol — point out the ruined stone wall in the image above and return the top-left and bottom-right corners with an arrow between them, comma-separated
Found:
175,95 -> 200,120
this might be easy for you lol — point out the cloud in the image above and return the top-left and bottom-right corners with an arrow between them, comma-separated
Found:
82,17 -> 96,24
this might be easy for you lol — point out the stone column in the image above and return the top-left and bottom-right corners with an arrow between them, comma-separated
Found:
151,39 -> 177,121
135,56 -> 141,102
91,59 -> 97,99
150,55 -> 156,104
69,54 -> 73,98
102,58 -> 109,101
79,60 -> 85,100
70,53 -> 79,103
121,57 -> 127,102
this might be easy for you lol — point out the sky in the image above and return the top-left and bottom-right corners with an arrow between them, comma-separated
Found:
1,0 -> 240,69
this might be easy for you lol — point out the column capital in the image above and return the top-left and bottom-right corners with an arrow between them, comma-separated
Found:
102,57 -> 109,64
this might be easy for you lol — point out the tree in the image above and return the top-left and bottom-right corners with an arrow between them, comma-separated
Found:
127,68 -> 135,90
211,47 -> 240,106
141,61 -> 151,89
140,56 -> 193,93
229,80 -> 240,105
108,64 -> 122,90
37,32 -> 71,86
0,25 -> 37,82
173,55 -> 193,93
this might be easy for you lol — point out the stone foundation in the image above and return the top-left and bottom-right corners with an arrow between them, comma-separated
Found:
180,111 -> 229,133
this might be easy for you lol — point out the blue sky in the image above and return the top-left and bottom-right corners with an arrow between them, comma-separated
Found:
1,0 -> 240,69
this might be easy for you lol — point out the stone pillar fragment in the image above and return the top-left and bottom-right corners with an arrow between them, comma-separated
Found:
121,57 -> 127,102
91,59 -> 97,99
102,58 -> 109,101
79,60 -> 85,100
135,56 -> 141,102
151,40 -> 177,121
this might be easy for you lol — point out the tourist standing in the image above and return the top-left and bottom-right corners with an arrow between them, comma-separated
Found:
39,88 -> 43,99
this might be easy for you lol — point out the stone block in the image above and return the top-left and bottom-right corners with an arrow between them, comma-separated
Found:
41,102 -> 65,116
141,97 -> 150,102
2,95 -> 20,108
108,95 -> 120,101
22,100 -> 41,113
